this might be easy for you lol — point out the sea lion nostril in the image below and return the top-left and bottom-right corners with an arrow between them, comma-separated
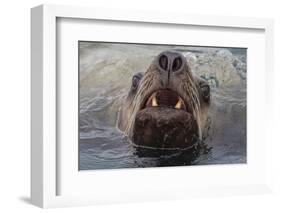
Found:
159,55 -> 168,71
172,57 -> 182,72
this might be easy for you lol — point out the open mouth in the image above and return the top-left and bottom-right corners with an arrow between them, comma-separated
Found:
132,89 -> 198,149
143,89 -> 189,112
133,89 -> 199,149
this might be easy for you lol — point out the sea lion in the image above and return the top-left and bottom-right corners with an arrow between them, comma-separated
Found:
118,51 -> 210,149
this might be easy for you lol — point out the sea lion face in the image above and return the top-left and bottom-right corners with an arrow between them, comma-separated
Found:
118,51 -> 210,149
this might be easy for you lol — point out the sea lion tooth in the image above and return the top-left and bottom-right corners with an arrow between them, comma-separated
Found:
152,96 -> 158,107
175,99 -> 182,109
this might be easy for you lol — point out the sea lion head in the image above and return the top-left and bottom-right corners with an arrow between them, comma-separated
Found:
118,51 -> 210,149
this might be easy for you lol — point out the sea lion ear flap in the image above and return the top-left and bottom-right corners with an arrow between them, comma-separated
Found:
197,77 -> 211,103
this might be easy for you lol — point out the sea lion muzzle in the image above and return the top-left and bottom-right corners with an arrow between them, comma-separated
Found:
118,51 -> 210,150
134,88 -> 199,149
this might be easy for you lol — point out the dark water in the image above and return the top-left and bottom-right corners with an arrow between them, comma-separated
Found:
79,42 -> 247,170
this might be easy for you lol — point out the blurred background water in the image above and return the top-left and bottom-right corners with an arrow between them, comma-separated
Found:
79,42 -> 247,170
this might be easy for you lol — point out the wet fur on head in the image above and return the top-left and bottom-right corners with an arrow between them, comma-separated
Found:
118,52 -> 210,141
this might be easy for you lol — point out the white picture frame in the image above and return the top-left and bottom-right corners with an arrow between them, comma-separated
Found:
31,4 -> 274,208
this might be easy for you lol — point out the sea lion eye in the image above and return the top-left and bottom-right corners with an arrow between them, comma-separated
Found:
132,76 -> 140,90
200,84 -> 210,102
